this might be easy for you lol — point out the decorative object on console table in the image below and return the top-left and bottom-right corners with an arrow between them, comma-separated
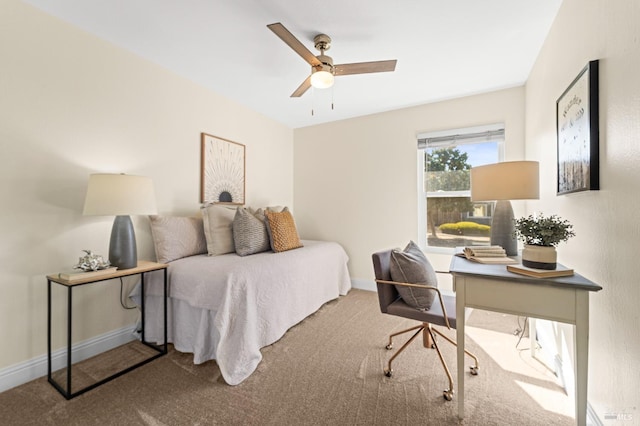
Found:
557,60 -> 599,195
83,174 -> 157,270
200,133 -> 245,204
514,213 -> 575,270
58,249 -> 116,281
470,161 -> 539,256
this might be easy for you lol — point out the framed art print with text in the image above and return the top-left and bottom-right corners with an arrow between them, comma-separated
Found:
200,133 -> 245,204
556,60 -> 599,195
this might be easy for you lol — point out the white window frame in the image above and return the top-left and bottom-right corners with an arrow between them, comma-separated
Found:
417,124 -> 505,253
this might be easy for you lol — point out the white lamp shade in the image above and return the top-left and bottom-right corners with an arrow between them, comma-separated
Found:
310,68 -> 334,89
83,173 -> 157,216
470,161 -> 540,201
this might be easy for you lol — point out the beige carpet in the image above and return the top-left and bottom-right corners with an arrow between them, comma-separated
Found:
0,289 -> 573,425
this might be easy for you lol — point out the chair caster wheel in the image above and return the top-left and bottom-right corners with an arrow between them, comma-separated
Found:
443,390 -> 453,401
385,344 -> 393,350
384,369 -> 392,377
470,366 -> 479,376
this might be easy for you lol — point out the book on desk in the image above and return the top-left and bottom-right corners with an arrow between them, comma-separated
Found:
57,267 -> 118,282
507,263 -> 574,278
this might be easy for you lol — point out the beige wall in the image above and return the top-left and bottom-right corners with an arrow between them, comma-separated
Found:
5,1 -> 638,419
0,1 -> 293,371
294,87 -> 525,280
525,0 -> 640,419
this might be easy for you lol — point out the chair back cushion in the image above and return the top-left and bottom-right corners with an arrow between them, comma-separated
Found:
372,250 -> 399,313
389,241 -> 437,311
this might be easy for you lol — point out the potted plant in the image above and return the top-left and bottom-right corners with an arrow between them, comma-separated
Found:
514,214 -> 575,270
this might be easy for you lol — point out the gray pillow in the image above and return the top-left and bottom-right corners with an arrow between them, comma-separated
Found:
233,207 -> 270,256
389,241 -> 437,311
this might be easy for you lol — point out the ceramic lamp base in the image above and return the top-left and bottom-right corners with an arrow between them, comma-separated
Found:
109,215 -> 137,270
522,244 -> 557,270
490,200 -> 517,256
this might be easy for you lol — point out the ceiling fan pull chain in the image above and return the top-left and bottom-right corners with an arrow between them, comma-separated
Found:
331,85 -> 335,110
311,86 -> 315,116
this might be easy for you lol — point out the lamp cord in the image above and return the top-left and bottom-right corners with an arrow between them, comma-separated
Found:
515,316 -> 528,350
119,277 -> 137,310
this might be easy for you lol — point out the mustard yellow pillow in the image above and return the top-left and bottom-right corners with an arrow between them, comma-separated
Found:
264,207 -> 303,253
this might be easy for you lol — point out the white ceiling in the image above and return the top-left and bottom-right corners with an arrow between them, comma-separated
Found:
23,0 -> 562,129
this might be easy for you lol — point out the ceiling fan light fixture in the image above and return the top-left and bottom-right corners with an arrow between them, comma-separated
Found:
310,65 -> 334,89
267,23 -> 396,97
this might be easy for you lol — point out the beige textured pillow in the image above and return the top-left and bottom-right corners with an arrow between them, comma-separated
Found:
148,216 -> 207,263
201,204 -> 237,255
264,207 -> 303,253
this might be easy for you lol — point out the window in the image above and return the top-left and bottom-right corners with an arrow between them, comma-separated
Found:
417,125 -> 504,250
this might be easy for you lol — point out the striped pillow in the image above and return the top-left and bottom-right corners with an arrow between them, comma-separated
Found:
232,207 -> 270,256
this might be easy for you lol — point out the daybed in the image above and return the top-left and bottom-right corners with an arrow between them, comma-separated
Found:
133,207 -> 351,385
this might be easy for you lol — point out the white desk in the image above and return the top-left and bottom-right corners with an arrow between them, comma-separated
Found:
449,255 -> 602,426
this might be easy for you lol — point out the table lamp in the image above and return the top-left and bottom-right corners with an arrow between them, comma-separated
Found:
83,173 -> 157,269
470,161 -> 539,256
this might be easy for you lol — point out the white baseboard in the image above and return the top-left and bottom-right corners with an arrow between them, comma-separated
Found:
0,324 -> 137,394
587,403 -> 604,426
351,278 -> 376,292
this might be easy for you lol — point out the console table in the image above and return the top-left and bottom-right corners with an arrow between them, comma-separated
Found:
449,254 -> 602,426
46,261 -> 168,399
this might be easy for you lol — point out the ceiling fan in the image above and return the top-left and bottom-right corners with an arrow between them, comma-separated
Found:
267,22 -> 397,98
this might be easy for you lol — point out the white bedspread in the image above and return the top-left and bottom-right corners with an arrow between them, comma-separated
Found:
137,240 -> 351,385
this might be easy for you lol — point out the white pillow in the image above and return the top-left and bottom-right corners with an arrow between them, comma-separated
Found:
201,204 -> 237,255
148,216 -> 207,263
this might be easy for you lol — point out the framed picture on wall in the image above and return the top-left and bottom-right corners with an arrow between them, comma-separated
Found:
200,133 -> 245,204
556,60 -> 599,195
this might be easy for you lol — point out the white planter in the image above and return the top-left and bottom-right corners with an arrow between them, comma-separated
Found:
522,244 -> 557,270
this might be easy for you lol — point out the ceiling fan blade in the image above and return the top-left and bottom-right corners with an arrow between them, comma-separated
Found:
267,22 -> 321,67
291,76 -> 312,97
334,60 -> 397,76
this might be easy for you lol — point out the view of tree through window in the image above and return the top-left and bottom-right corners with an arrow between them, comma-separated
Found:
424,140 -> 499,248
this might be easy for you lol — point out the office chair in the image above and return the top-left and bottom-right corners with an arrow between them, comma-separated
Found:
372,248 -> 479,401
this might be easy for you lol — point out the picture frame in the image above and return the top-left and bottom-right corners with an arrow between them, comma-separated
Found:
200,133 -> 245,204
556,60 -> 599,195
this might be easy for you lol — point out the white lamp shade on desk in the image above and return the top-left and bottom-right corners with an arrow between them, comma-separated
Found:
470,161 -> 539,202
83,174 -> 157,269
470,161 -> 539,256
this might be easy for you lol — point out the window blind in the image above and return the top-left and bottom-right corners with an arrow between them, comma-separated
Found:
417,128 -> 505,149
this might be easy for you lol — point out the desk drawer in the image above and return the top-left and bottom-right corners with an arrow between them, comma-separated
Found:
461,276 -> 577,324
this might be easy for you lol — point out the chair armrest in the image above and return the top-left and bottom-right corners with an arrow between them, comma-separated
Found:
375,279 -> 452,329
